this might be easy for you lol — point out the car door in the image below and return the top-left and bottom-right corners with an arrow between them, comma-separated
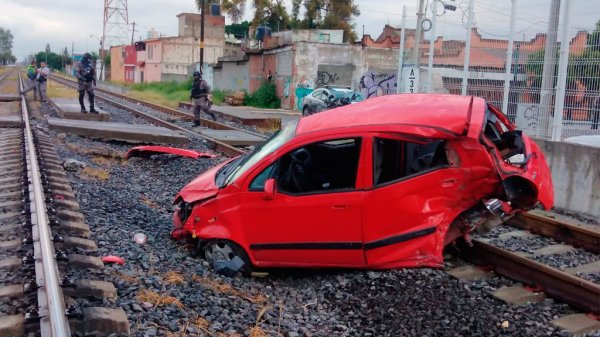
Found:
362,134 -> 464,268
239,136 -> 369,267
316,89 -> 330,112
305,89 -> 324,115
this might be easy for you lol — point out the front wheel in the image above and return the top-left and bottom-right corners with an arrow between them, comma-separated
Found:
201,240 -> 252,276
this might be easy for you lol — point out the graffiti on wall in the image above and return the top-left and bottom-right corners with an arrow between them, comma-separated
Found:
295,78 -> 315,110
359,72 -> 397,98
315,70 -> 339,87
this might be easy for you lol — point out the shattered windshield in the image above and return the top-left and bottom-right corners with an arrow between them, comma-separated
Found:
222,120 -> 298,187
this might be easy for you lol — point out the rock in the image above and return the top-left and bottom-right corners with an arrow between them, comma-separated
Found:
57,133 -> 67,140
63,158 -> 87,171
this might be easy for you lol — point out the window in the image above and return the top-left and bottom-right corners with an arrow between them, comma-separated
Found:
373,138 -> 448,186
250,138 -> 362,194
249,164 -> 276,191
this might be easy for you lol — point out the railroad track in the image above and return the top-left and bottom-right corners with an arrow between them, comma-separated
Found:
456,212 -> 600,315
0,74 -> 128,336
48,75 -> 267,156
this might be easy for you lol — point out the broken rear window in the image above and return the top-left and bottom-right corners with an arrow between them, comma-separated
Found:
373,138 -> 448,186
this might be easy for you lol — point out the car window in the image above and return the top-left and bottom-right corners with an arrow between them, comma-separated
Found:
373,138 -> 448,186
276,138 -> 362,195
311,89 -> 324,99
249,163 -> 276,191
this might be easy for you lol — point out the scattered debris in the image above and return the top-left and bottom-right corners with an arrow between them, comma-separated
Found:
213,256 -> 246,277
133,233 -> 148,244
63,158 -> 87,172
125,145 -> 217,160
163,271 -> 185,285
102,255 -> 125,265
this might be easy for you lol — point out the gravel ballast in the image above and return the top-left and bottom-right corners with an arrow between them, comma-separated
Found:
34,96 -> 600,337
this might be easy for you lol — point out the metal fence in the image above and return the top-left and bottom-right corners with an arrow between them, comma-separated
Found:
399,0 -> 600,141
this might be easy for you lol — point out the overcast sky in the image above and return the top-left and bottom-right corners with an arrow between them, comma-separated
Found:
1,0 -> 598,61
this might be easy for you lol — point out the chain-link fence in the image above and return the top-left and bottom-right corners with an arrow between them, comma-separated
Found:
397,0 -> 600,141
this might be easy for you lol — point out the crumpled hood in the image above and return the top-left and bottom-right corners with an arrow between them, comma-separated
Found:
175,160 -> 231,203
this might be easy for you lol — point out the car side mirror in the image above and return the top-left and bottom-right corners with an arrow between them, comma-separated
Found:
263,178 -> 276,201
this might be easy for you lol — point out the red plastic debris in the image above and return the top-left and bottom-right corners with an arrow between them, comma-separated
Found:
125,146 -> 217,160
53,194 -> 65,200
586,313 -> 600,321
101,255 -> 125,265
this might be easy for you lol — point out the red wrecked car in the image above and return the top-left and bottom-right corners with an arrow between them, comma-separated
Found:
172,94 -> 553,275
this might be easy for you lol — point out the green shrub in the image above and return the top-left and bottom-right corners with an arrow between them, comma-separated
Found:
211,89 -> 228,105
130,78 -> 193,93
244,81 -> 280,109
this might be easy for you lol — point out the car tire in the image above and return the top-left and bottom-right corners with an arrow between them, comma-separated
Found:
302,106 -> 310,116
201,240 -> 252,276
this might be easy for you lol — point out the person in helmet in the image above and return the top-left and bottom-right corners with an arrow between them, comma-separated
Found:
190,70 -> 215,125
75,52 -> 97,113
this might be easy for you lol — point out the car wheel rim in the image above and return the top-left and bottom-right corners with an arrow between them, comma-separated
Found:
205,241 -> 235,263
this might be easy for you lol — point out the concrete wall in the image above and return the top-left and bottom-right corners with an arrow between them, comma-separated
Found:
177,13 -> 225,39
110,46 -> 125,82
535,139 -> 600,218
214,60 -> 249,92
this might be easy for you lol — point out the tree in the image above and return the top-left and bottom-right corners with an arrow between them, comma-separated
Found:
35,51 -> 64,70
0,27 -> 15,65
45,43 -> 51,54
226,21 -> 251,37
322,0 -> 360,42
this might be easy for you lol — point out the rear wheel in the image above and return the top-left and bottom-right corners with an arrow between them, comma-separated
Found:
201,240 -> 251,276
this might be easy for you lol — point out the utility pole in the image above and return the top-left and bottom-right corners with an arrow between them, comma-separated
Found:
200,0 -> 205,74
538,0 -> 561,138
461,0 -> 474,95
412,0 -> 426,65
426,0 -> 437,93
551,0 -> 572,141
396,6 -> 407,94
502,0 -> 517,114
131,21 -> 137,44
71,41 -> 74,76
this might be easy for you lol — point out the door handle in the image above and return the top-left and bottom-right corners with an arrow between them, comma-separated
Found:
441,178 -> 456,187
332,205 -> 350,210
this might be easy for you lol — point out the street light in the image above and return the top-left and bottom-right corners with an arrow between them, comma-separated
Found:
90,34 -> 105,81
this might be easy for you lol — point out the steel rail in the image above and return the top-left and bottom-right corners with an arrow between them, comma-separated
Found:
508,212 -> 600,254
48,75 -> 247,156
456,239 -> 600,314
19,74 -> 71,336
49,75 -> 267,140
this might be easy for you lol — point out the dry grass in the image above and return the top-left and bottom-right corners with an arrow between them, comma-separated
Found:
192,275 -> 268,305
128,90 -> 181,109
80,166 -> 110,180
91,155 -> 124,166
136,289 -> 184,308
47,79 -> 78,98
110,271 -> 139,283
65,143 -> 124,159
140,194 -> 160,209
164,271 -> 185,285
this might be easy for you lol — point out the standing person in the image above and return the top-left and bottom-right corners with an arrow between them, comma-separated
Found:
75,53 -> 97,113
190,71 -> 215,125
20,60 -> 39,100
36,61 -> 50,102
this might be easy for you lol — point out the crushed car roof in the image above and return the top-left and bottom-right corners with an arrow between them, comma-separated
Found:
295,94 -> 486,139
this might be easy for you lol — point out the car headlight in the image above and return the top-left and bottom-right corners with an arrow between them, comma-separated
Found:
176,201 -> 193,223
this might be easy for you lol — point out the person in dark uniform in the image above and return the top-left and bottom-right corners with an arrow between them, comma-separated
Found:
75,53 -> 97,113
190,71 -> 215,125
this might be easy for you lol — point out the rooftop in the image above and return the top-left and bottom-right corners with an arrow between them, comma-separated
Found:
296,94 -> 486,139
